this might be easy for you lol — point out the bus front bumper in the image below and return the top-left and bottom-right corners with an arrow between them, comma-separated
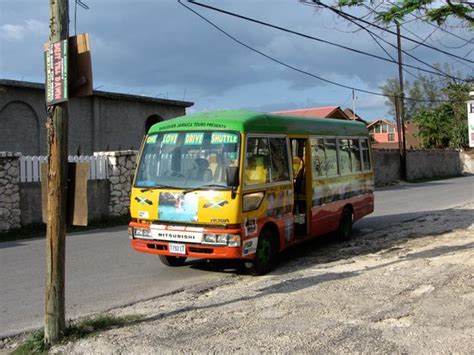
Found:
129,222 -> 245,259
131,239 -> 243,259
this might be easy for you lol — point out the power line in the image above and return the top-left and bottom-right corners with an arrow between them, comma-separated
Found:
310,1 -> 470,80
187,0 -> 467,82
366,29 -> 423,81
310,0 -> 474,65
178,0 -> 467,104
401,24 -> 439,51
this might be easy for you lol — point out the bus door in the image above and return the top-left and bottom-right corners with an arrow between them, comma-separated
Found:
290,138 -> 311,237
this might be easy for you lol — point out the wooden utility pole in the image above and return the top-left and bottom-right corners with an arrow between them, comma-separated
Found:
396,21 -> 407,181
45,0 -> 69,346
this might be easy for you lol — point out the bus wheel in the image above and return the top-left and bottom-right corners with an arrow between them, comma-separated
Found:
245,229 -> 277,276
159,255 -> 187,267
337,207 -> 353,241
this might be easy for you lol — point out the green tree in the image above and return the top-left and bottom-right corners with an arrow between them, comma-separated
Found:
336,0 -> 474,26
380,64 -> 463,121
413,104 -> 453,148
412,82 -> 470,149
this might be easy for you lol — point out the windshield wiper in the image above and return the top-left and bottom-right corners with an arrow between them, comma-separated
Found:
182,184 -> 229,195
139,184 -> 180,192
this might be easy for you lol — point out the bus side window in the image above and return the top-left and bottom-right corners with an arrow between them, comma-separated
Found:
269,138 -> 290,182
245,137 -> 270,185
361,138 -> 371,170
350,138 -> 362,172
324,139 -> 338,176
338,139 -> 352,174
310,138 -> 326,177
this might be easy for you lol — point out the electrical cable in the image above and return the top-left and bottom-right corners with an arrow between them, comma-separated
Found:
187,0 -> 467,81
74,0 -> 89,36
177,0 -> 467,103
310,1 -> 471,80
310,0 -> 474,64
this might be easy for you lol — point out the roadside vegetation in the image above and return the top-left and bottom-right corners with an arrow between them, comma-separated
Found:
11,314 -> 142,355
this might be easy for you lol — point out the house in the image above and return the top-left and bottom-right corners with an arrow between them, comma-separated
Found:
272,106 -> 352,120
343,108 -> 368,124
405,121 -> 421,149
367,119 -> 422,149
367,119 -> 399,149
0,79 -> 193,155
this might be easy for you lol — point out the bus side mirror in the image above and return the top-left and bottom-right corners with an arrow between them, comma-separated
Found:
226,166 -> 239,187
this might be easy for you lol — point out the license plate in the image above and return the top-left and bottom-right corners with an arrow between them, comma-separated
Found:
169,243 -> 186,255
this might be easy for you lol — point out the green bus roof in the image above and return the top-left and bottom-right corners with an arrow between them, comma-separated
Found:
148,110 -> 368,136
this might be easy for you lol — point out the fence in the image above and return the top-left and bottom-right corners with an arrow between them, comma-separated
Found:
19,155 -> 109,182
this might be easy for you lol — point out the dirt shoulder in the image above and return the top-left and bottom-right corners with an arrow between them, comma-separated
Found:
44,204 -> 474,353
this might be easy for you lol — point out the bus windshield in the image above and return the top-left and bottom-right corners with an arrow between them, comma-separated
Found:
135,131 -> 240,189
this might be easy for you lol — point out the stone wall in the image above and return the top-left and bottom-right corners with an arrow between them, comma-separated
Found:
95,150 -> 137,216
0,152 -> 21,231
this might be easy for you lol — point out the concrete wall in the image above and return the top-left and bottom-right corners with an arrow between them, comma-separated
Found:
19,182 -> 41,225
373,149 -> 467,186
460,151 -> 474,174
372,150 -> 400,186
407,150 -> 462,180
19,180 -> 110,225
0,80 -> 193,155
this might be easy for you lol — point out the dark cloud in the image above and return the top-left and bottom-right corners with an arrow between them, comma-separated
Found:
1,0 -> 472,121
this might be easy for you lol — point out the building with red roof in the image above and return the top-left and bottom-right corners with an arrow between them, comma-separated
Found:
272,106 -> 351,120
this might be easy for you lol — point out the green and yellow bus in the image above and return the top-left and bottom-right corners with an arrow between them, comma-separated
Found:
129,111 -> 374,275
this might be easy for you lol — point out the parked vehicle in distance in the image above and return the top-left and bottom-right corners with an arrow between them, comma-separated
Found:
128,110 -> 374,275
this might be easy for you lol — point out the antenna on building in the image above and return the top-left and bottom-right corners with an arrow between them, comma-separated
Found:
352,89 -> 356,120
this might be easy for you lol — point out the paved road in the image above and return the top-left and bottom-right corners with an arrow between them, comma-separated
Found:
354,175 -> 474,233
1,175 -> 473,337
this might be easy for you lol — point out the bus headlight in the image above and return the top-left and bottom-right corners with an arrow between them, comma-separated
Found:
134,227 -> 152,238
203,233 -> 241,247
227,234 -> 241,247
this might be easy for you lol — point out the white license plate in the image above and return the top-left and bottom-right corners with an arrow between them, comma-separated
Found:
169,243 -> 186,255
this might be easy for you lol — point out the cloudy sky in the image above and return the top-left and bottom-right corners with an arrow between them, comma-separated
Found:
0,0 -> 472,121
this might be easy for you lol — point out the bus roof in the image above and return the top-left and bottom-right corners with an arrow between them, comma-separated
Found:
148,110 -> 369,136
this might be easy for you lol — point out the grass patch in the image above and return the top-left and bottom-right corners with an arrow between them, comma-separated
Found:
0,214 -> 130,243
12,314 -> 143,354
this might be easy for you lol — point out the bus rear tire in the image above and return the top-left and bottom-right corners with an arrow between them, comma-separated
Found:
245,229 -> 277,276
337,206 -> 353,241
159,255 -> 187,267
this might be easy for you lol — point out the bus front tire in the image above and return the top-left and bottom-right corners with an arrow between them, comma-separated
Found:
337,206 -> 353,241
159,255 -> 187,267
245,229 -> 277,276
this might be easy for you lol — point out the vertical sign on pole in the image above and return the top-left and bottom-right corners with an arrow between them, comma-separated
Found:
45,39 -> 69,105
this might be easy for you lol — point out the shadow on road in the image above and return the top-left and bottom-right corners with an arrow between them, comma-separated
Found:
189,207 -> 473,277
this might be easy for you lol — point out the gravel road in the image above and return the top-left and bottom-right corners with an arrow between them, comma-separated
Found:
5,203 -> 474,353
